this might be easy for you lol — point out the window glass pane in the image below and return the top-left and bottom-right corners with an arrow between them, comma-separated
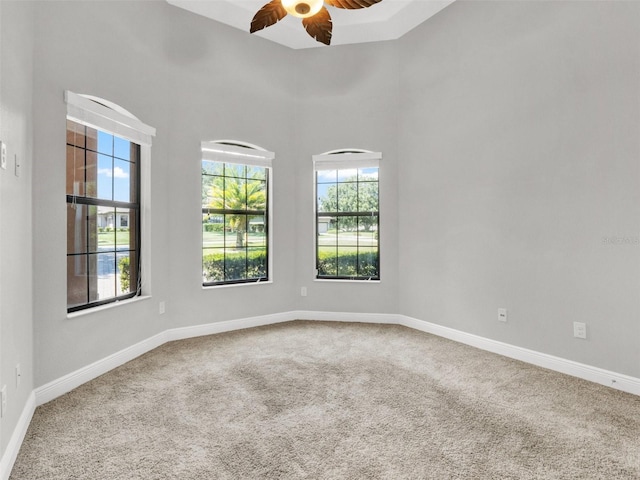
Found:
337,183 -> 357,212
358,181 -> 378,212
66,145 -> 85,196
317,183 -> 336,212
97,154 -> 113,200
247,165 -> 266,180
359,249 -> 379,278
337,247 -> 359,277
89,252 -> 116,301
358,167 -> 378,181
225,163 -> 245,178
113,136 -> 130,161
337,168 -> 358,182
86,126 -> 98,152
67,205 -> 99,255
97,131 -> 113,156
317,246 -> 337,276
97,206 -> 116,250
113,159 -> 132,203
85,151 -> 98,198
225,178 -> 247,210
116,251 -> 132,295
317,170 -> 337,184
67,255 -> 88,309
203,214 -> 224,248
336,216 -> 358,242
115,208 -> 134,250
202,160 -> 223,176
225,250 -> 247,281
247,215 -> 266,246
247,179 -> 266,211
357,222 -> 378,247
248,247 -> 267,279
203,248 -> 224,283
317,216 -> 335,239
66,120 -> 77,147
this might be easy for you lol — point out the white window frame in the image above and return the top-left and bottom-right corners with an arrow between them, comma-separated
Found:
201,140 -> 274,288
313,149 -> 382,282
65,91 -> 156,315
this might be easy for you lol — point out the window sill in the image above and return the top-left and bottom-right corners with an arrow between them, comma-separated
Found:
202,280 -> 273,290
67,295 -> 152,319
314,278 -> 381,284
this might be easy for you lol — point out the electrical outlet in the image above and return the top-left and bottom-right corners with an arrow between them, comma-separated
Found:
159,301 -> 166,315
498,308 -> 507,322
573,322 -> 587,339
1,141 -> 6,170
1,385 -> 7,418
16,364 -> 21,388
301,287 -> 307,297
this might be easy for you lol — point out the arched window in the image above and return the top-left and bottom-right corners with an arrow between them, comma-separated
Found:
313,149 -> 381,280
65,91 -> 155,312
201,140 -> 273,286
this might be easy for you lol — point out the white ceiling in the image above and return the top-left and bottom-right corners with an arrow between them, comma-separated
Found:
167,0 -> 455,49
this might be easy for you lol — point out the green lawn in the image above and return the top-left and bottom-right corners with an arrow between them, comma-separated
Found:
202,231 -> 266,248
97,231 -> 131,247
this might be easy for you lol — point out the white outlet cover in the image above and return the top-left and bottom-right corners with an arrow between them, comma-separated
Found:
1,385 -> 7,417
1,141 -> 6,169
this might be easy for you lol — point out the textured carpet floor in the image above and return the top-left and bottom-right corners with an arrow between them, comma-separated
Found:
11,321 -> 640,479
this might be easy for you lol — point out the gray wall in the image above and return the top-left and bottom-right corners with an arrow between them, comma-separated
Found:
292,42 -> 400,314
30,0 -> 405,400
0,0 -> 35,455
30,0 -> 302,388
397,0 -> 640,378
1,0 -> 638,464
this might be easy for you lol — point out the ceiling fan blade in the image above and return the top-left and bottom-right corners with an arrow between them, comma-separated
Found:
324,0 -> 382,9
250,0 -> 287,33
302,6 -> 332,45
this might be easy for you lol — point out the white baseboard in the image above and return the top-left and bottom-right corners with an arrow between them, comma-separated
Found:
398,315 -> 640,397
294,310 -> 402,324
0,391 -> 35,480
165,311 -> 297,342
34,331 -> 168,406
3,310 -> 637,479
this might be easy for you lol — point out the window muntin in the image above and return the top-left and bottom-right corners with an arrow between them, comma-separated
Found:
66,120 -> 141,311
202,142 -> 272,286
314,151 -> 381,280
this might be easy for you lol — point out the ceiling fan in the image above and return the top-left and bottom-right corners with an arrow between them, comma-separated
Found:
250,0 -> 382,46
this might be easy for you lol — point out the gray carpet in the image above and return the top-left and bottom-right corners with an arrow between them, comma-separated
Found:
11,321 -> 640,479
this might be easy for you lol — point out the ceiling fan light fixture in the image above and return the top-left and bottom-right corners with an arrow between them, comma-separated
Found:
281,0 -> 324,18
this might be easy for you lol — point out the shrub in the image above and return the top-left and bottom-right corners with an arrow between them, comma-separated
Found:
203,250 -> 267,283
317,250 -> 378,278
119,257 -> 130,291
203,223 -> 224,233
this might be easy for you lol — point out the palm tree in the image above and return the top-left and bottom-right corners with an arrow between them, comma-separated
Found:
208,174 -> 266,248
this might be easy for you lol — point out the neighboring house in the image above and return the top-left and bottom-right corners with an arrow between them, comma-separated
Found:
317,216 -> 333,234
97,211 -> 129,229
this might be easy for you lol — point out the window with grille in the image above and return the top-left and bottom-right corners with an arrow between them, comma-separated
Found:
201,141 -> 273,286
65,91 -> 155,312
314,150 -> 381,280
